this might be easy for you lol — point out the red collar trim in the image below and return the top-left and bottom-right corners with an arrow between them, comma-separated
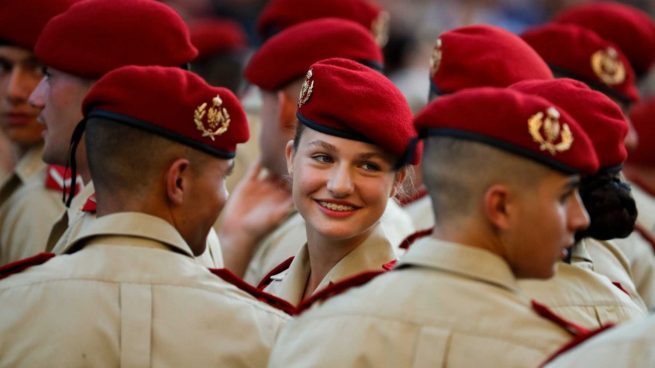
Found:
256,256 -> 294,290
296,269 -> 387,314
531,300 -> 589,336
539,324 -> 615,367
399,228 -> 433,250
209,267 -> 296,315
0,252 -> 55,281
44,165 -> 82,195
81,193 -> 97,213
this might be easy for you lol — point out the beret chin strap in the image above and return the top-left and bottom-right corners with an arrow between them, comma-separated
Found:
63,118 -> 87,208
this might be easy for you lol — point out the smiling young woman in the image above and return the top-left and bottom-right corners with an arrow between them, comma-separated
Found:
258,58 -> 417,305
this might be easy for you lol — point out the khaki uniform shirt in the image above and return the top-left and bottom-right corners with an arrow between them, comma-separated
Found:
612,232 -> 655,309
244,199 -> 414,284
269,238 -> 573,367
545,314 -> 655,367
401,193 -> 435,231
577,238 -> 647,310
0,146 -> 64,264
0,212 -> 288,367
264,224 -> 395,305
519,261 -> 646,330
50,181 -> 224,267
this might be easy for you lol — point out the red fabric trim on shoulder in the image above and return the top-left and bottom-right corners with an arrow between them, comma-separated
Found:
397,186 -> 429,207
539,323 -> 615,367
611,281 -> 630,296
44,165 -> 81,195
296,270 -> 386,314
634,223 -> 655,253
531,300 -> 589,336
0,252 -> 55,280
256,256 -> 294,290
209,267 -> 297,315
81,193 -> 97,213
399,228 -> 433,250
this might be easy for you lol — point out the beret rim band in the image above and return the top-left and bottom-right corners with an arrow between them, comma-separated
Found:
296,112 -> 373,144
87,110 -> 236,159
421,127 -> 580,175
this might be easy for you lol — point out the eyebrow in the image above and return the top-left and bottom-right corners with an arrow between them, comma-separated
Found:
307,140 -> 337,152
563,176 -> 581,191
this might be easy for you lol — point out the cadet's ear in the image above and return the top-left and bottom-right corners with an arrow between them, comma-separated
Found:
278,90 -> 298,130
483,184 -> 512,230
165,158 -> 191,206
285,140 -> 295,176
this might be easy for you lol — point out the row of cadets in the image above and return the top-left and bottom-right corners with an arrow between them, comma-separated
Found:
217,16 -> 414,285
0,0 -> 79,265
522,1 -> 655,310
269,82 -> 603,367
30,0 -> 223,267
0,64 -> 291,366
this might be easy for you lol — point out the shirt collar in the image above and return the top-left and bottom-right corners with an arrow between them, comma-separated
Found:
398,237 -> 519,293
67,212 -> 196,258
276,224 -> 396,305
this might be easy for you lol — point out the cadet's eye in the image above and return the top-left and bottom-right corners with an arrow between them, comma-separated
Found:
360,162 -> 381,172
0,59 -> 12,74
312,154 -> 333,164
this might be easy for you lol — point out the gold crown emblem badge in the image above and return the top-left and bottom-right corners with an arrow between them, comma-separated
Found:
298,69 -> 314,108
371,11 -> 390,47
591,47 -> 626,86
194,95 -> 230,141
429,38 -> 443,77
528,106 -> 574,155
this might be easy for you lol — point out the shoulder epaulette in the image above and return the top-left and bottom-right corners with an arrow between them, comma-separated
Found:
531,300 -> 589,336
256,256 -> 294,290
45,165 -> 81,195
539,323 -> 615,367
81,193 -> 97,213
0,252 -> 55,281
209,267 -> 297,315
296,269 -> 386,314
634,223 -> 655,253
399,227 -> 433,250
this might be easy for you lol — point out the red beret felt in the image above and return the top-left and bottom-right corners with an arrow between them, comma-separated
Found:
296,58 -> 416,165
189,18 -> 247,59
256,0 -> 388,46
82,65 -> 249,159
430,25 -> 553,96
35,0 -> 197,79
511,78 -> 628,170
0,0 -> 78,50
628,97 -> 655,166
521,23 -> 639,104
414,87 -> 599,175
245,18 -> 383,91
554,2 -> 655,77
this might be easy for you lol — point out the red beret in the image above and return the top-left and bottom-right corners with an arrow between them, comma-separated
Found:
0,0 -> 77,50
35,0 -> 197,79
245,18 -> 383,91
511,78 -> 628,170
521,23 -> 639,104
628,97 -> 655,166
82,65 -> 249,159
414,87 -> 599,175
554,2 -> 655,77
256,0 -> 389,46
189,18 -> 247,59
296,58 -> 416,165
430,25 -> 553,96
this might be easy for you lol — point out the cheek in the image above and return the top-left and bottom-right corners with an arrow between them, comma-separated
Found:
359,175 -> 395,204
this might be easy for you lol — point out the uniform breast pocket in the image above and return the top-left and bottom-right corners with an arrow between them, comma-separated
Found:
411,326 -> 451,368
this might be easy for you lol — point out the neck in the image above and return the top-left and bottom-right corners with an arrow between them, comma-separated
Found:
624,164 -> 655,196
303,226 -> 373,298
432,218 -> 503,256
75,140 -> 92,184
